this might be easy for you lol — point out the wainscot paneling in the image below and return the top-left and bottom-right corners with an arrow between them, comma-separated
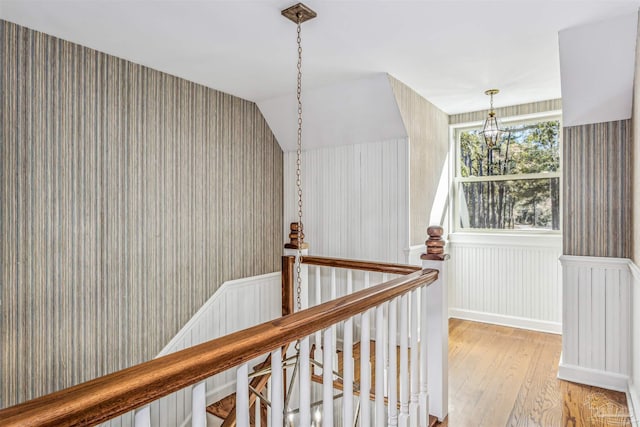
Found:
284,139 -> 409,264
404,244 -> 427,266
448,233 -> 563,334
629,261 -> 640,420
1,20 -> 283,408
563,120 -> 632,258
558,256 -> 631,392
100,273 -> 281,427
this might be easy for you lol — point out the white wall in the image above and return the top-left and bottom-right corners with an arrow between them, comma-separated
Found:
631,9 -> 640,422
446,234 -> 562,334
559,11 -> 638,126
258,73 -> 407,152
284,138 -> 410,263
629,263 -> 640,419
558,256 -> 632,392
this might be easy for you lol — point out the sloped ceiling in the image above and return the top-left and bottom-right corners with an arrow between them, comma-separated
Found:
258,73 -> 407,151
1,0 -> 639,115
559,12 -> 638,126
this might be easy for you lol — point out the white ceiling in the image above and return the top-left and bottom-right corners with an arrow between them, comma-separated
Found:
1,0 -> 639,114
258,73 -> 408,151
560,12 -> 638,126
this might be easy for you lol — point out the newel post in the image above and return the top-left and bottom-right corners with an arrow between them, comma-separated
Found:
421,225 -> 449,422
282,222 -> 309,315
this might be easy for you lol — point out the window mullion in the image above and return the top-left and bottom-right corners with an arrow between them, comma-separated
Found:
456,171 -> 561,184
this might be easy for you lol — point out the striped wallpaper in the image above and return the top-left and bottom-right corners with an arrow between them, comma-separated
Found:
562,120 -> 632,258
388,76 -> 449,245
449,98 -> 562,125
0,20 -> 283,408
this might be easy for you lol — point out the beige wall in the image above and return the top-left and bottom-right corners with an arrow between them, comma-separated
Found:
0,20 -> 283,407
449,99 -> 562,125
388,76 -> 449,245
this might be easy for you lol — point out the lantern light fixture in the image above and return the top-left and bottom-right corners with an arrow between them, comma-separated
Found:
481,89 -> 508,148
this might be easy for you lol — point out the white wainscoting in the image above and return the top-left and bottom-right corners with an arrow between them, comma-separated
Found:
284,138 -> 410,264
101,272 -> 282,427
404,244 -> 426,266
629,261 -> 640,422
559,256 -> 631,392
447,233 -> 563,334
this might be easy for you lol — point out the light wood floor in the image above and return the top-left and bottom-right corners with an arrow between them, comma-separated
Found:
443,319 -> 631,427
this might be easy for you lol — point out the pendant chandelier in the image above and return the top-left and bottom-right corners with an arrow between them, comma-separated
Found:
481,89 -> 508,148
244,4 -> 353,426
282,2 -> 315,312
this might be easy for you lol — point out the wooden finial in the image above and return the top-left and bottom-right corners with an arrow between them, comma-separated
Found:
421,225 -> 449,261
285,222 -> 309,249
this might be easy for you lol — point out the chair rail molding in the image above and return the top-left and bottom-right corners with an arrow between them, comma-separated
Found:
559,255 -> 632,392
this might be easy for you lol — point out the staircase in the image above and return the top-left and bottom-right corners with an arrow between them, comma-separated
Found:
207,341 -> 439,426
0,234 -> 449,427
206,356 -> 272,426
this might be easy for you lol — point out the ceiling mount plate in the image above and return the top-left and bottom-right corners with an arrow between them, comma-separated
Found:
484,89 -> 500,96
281,3 -> 317,24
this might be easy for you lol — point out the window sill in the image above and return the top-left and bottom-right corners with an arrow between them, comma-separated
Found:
449,232 -> 562,248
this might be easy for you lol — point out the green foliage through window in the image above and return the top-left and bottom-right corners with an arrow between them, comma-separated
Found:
457,119 -> 560,231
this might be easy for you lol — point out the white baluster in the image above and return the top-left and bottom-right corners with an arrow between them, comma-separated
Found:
315,266 -> 322,305
315,267 -> 323,375
410,290 -> 419,427
388,298 -> 398,426
134,405 -> 150,427
255,394 -> 261,427
323,327 -> 334,427
331,268 -> 338,356
271,349 -> 284,427
382,273 -> 390,399
267,377 -> 272,424
192,381 -> 207,427
360,273 -> 372,426
344,315 -> 354,426
300,336 -> 311,427
375,303 -> 386,425
419,286 -> 429,427
399,294 -> 409,427
331,267 -> 337,299
236,364 -> 249,427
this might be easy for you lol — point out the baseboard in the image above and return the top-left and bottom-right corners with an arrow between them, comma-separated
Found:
557,362 -> 629,392
449,308 -> 562,334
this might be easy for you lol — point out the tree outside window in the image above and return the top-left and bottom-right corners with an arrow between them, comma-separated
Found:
456,118 -> 561,231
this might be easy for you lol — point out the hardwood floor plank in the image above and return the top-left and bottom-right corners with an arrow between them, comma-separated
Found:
445,320 -> 631,427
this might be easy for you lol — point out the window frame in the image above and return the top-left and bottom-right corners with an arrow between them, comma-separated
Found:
450,110 -> 563,234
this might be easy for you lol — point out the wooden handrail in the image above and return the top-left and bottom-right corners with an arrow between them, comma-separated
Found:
301,255 -> 421,275
0,269 -> 438,426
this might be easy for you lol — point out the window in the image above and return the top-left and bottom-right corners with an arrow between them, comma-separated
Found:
455,116 -> 561,232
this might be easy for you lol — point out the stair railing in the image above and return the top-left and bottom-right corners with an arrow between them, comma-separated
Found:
0,227 -> 448,427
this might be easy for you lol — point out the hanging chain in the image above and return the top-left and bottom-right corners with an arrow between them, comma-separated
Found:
295,14 -> 303,313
